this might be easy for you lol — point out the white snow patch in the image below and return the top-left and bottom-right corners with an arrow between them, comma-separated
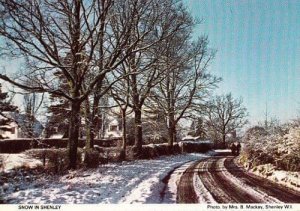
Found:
213,149 -> 231,153
163,161 -> 196,203
249,164 -> 300,192
0,153 -> 42,172
193,169 -> 216,203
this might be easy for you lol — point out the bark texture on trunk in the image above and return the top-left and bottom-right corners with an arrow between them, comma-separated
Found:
119,109 -> 127,160
167,108 -> 176,153
168,124 -> 176,154
133,108 -> 143,158
90,95 -> 102,146
84,99 -> 93,149
222,133 -> 226,149
68,100 -> 81,169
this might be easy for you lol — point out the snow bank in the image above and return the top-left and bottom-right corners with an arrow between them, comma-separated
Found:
0,153 -> 42,172
241,125 -> 300,171
250,164 -> 300,192
240,124 -> 300,192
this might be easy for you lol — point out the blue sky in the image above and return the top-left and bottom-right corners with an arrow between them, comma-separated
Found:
184,0 -> 300,124
1,1 -> 299,125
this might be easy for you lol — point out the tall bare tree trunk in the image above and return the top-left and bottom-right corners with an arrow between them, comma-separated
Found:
119,108 -> 127,160
90,95 -> 101,145
68,100 -> 81,169
85,95 -> 102,150
168,112 -> 176,153
222,133 -> 226,149
133,107 -> 143,158
84,99 -> 93,149
68,0 -> 82,169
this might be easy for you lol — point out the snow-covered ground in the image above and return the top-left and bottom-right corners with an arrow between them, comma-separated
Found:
248,163 -> 300,192
0,153 -> 42,172
0,152 -> 212,204
2,149 -> 298,204
240,124 -> 300,193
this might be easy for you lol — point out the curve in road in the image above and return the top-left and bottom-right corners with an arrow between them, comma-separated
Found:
177,154 -> 300,203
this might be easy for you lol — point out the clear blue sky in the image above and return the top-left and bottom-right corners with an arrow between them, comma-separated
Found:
184,0 -> 300,124
1,1 -> 299,125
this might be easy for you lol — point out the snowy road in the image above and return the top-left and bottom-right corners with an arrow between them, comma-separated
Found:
177,153 -> 300,203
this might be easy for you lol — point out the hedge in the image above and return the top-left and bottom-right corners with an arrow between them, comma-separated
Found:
179,141 -> 213,153
0,138 -> 119,153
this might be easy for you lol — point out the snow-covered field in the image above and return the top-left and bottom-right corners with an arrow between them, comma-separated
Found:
0,153 -> 212,204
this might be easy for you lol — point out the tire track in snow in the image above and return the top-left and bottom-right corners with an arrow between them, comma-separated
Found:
178,156 -> 282,203
225,157 -> 300,203
200,157 -> 262,203
178,155 -> 293,203
193,161 -> 216,203
160,161 -> 196,203
196,158 -> 234,203
217,157 -> 282,203
176,161 -> 200,203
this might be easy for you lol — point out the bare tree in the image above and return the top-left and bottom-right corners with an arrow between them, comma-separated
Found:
205,93 -> 248,148
110,78 -> 131,160
22,92 -> 43,138
107,50 -> 159,158
0,0 -> 168,168
149,34 -> 220,151
257,102 -> 280,133
79,0 -> 189,154
107,1 -> 197,157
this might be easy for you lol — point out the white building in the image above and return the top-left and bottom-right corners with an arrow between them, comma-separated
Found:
104,118 -> 122,138
0,113 -> 44,139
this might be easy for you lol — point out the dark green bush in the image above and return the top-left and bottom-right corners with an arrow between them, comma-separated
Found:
93,146 -> 121,162
124,142 -> 213,160
139,144 -> 172,159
